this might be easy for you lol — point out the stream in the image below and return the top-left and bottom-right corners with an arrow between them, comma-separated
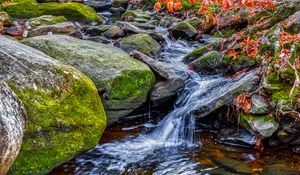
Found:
50,26 -> 300,175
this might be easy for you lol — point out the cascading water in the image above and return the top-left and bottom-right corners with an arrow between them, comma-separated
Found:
66,30 -> 258,175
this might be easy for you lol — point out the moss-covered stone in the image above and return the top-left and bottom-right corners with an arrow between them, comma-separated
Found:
190,51 -> 224,74
240,113 -> 279,138
169,20 -> 197,39
112,0 -> 129,8
0,12 -> 12,26
3,1 -> 102,22
22,35 -> 155,124
26,15 -> 67,28
0,36 -> 106,175
121,9 -> 150,19
120,33 -> 161,57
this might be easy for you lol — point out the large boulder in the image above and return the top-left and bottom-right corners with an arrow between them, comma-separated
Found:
2,1 -> 102,22
27,21 -> 76,37
22,35 -> 156,124
169,20 -> 198,39
0,36 -> 106,175
26,15 -> 67,29
0,82 -> 26,175
120,33 -> 161,57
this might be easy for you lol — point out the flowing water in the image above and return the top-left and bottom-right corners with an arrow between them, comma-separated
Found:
50,31 -> 300,175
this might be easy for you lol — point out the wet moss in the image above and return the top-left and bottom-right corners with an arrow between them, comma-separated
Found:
3,2 -> 102,22
7,73 -> 106,175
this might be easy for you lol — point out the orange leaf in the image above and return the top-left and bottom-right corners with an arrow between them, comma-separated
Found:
154,2 -> 162,11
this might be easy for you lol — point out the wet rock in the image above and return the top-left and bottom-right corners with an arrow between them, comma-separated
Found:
160,15 -> 181,28
22,35 -> 155,124
26,15 -> 67,29
120,33 -> 161,57
84,0 -> 112,11
0,36 -> 106,175
189,51 -> 224,75
0,82 -> 26,175
4,25 -> 24,36
282,11 -> 300,34
4,2 -> 102,22
86,24 -> 112,36
250,94 -> 270,115
110,7 -> 126,15
0,12 -> 13,26
131,50 -> 174,79
213,157 -> 253,174
129,22 -> 156,30
261,164 -> 300,175
240,114 -> 279,138
27,21 -> 76,37
185,17 -> 201,29
207,168 -> 242,175
169,20 -> 197,39
217,128 -> 256,146
112,0 -> 129,8
102,25 -> 124,38
277,129 -> 295,143
121,10 -> 150,20
150,78 -> 185,107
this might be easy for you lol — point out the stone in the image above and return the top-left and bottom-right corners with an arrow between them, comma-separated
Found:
120,33 -> 161,57
4,1 -> 102,22
150,78 -> 185,107
0,82 -> 26,175
26,15 -> 67,29
112,0 -> 129,8
86,24 -> 113,36
84,0 -> 112,11
27,21 -> 76,37
213,157 -> 253,174
102,25 -> 124,38
250,94 -> 270,115
283,11 -> 300,34
0,12 -> 12,26
261,164 -> 300,175
185,17 -> 201,29
0,36 -> 106,175
121,10 -> 150,20
217,128 -> 256,146
189,51 -> 224,75
21,35 -> 155,124
169,21 -> 197,39
240,114 -> 279,138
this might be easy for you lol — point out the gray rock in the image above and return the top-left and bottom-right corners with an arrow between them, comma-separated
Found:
120,33 -> 161,57
22,35 -> 155,124
217,128 -> 256,146
112,0 -> 129,8
84,0 -> 112,11
250,94 -> 270,115
86,24 -> 112,36
169,20 -> 197,39
102,25 -> 124,38
0,82 -> 26,175
240,114 -> 279,138
27,21 -> 76,37
26,15 -> 67,29
150,78 -> 185,107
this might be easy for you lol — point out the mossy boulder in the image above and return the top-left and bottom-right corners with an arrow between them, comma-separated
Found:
120,33 -> 161,57
240,114 -> 279,138
189,51 -> 224,75
2,1 -> 103,22
0,36 -> 106,175
169,20 -> 197,39
0,12 -> 12,26
22,35 -> 156,124
121,9 -> 150,20
26,15 -> 67,29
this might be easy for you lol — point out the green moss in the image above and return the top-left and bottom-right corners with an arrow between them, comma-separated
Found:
27,15 -> 67,28
3,2 -> 102,22
213,28 -> 236,38
7,73 -> 106,175
121,10 -> 150,19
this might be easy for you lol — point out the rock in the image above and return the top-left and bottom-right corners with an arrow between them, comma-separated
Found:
129,21 -> 156,30
120,33 -> 161,57
0,12 -> 12,26
250,94 -> 270,115
189,51 -> 224,75
26,15 -> 67,29
159,15 -> 181,28
283,11 -> 300,34
183,40 -> 222,63
121,10 -> 150,20
240,114 -> 279,138
0,82 -> 26,175
213,157 -> 253,174
112,0 -> 129,8
3,1 -> 102,22
277,129 -> 294,143
110,7 -> 126,15
261,164 -> 300,175
194,69 -> 260,118
86,24 -> 113,36
37,0 -> 83,2
4,25 -> 24,36
217,128 -> 256,146
84,0 -> 112,11
185,17 -> 201,29
21,35 -> 155,124
131,50 -> 174,79
206,168 -> 242,175
27,21 -> 76,37
169,20 -> 197,39
150,78 -> 185,107
0,36 -> 106,175
102,25 -> 124,39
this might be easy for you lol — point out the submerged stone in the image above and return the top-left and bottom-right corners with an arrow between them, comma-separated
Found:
213,157 -> 253,174
261,164 -> 300,175
22,35 -> 155,124
0,36 -> 106,175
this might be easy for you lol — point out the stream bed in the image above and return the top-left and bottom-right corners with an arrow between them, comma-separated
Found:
50,32 -> 300,175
